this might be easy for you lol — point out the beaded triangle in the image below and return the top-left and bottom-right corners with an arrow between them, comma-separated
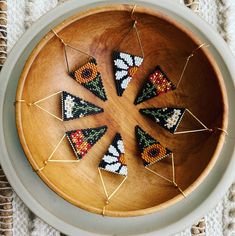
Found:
69,58 -> 107,101
66,126 -> 107,160
99,133 -> 127,176
135,125 -> 172,167
113,51 -> 143,96
134,66 -> 175,105
61,91 -> 104,121
140,107 -> 186,134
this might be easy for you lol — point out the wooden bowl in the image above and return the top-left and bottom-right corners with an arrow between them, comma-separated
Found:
15,4 -> 228,217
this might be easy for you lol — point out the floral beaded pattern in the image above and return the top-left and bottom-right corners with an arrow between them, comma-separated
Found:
66,126 -> 107,160
113,51 -> 143,96
140,107 -> 186,133
134,66 -> 175,105
61,91 -> 104,121
69,58 -> 107,101
99,133 -> 127,176
135,125 -> 172,167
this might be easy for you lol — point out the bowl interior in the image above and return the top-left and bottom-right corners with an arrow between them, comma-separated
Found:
15,5 -> 227,217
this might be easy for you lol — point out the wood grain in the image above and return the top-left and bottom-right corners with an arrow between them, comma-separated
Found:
15,4 -> 228,217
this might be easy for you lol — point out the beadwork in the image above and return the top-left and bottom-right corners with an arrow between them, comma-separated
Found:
135,125 -> 172,166
66,126 -> 107,160
113,51 -> 143,96
134,66 -> 175,105
69,58 -> 107,101
99,133 -> 127,176
61,91 -> 104,121
140,107 -> 186,133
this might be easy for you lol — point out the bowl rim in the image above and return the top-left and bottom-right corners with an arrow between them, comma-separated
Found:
15,3 -> 228,217
0,0 -> 235,234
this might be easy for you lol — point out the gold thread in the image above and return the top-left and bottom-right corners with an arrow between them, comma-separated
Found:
14,100 -> 32,106
33,104 -> 63,121
98,168 -> 127,216
15,90 -> 63,108
48,160 -> 79,163
15,91 -> 63,121
102,202 -> 109,216
172,154 -> 186,198
98,168 -> 109,199
216,127 -> 228,135
145,153 -> 186,197
108,176 -> 127,200
35,164 -> 46,172
174,108 -> 211,134
171,153 -> 175,182
115,4 -> 144,59
51,29 -> 71,72
33,90 -> 62,104
145,166 -> 172,183
131,4 -> 137,21
186,109 -> 208,129
36,134 -> 66,172
66,44 -> 93,60
176,43 -> 210,88
172,181 -> 186,198
63,44 -> 70,73
35,131 -> 91,172
174,129 -> 210,134
51,29 -> 94,73
51,29 -> 67,46
133,21 -> 144,59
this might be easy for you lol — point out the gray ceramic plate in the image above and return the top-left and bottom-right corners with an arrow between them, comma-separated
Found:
0,0 -> 235,235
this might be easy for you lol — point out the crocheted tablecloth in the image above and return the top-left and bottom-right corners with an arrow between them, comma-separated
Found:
1,0 -> 235,235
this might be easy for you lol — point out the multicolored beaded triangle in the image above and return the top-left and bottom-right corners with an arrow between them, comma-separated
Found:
135,125 -> 172,167
134,66 -> 175,105
69,58 -> 107,101
140,107 -> 186,134
113,51 -> 143,96
61,91 -> 104,121
99,133 -> 127,176
66,126 -> 107,160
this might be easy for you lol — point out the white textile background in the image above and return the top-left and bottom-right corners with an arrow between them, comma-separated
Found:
6,0 -> 235,235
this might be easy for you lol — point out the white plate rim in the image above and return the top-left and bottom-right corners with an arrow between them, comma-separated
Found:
0,0 -> 235,235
